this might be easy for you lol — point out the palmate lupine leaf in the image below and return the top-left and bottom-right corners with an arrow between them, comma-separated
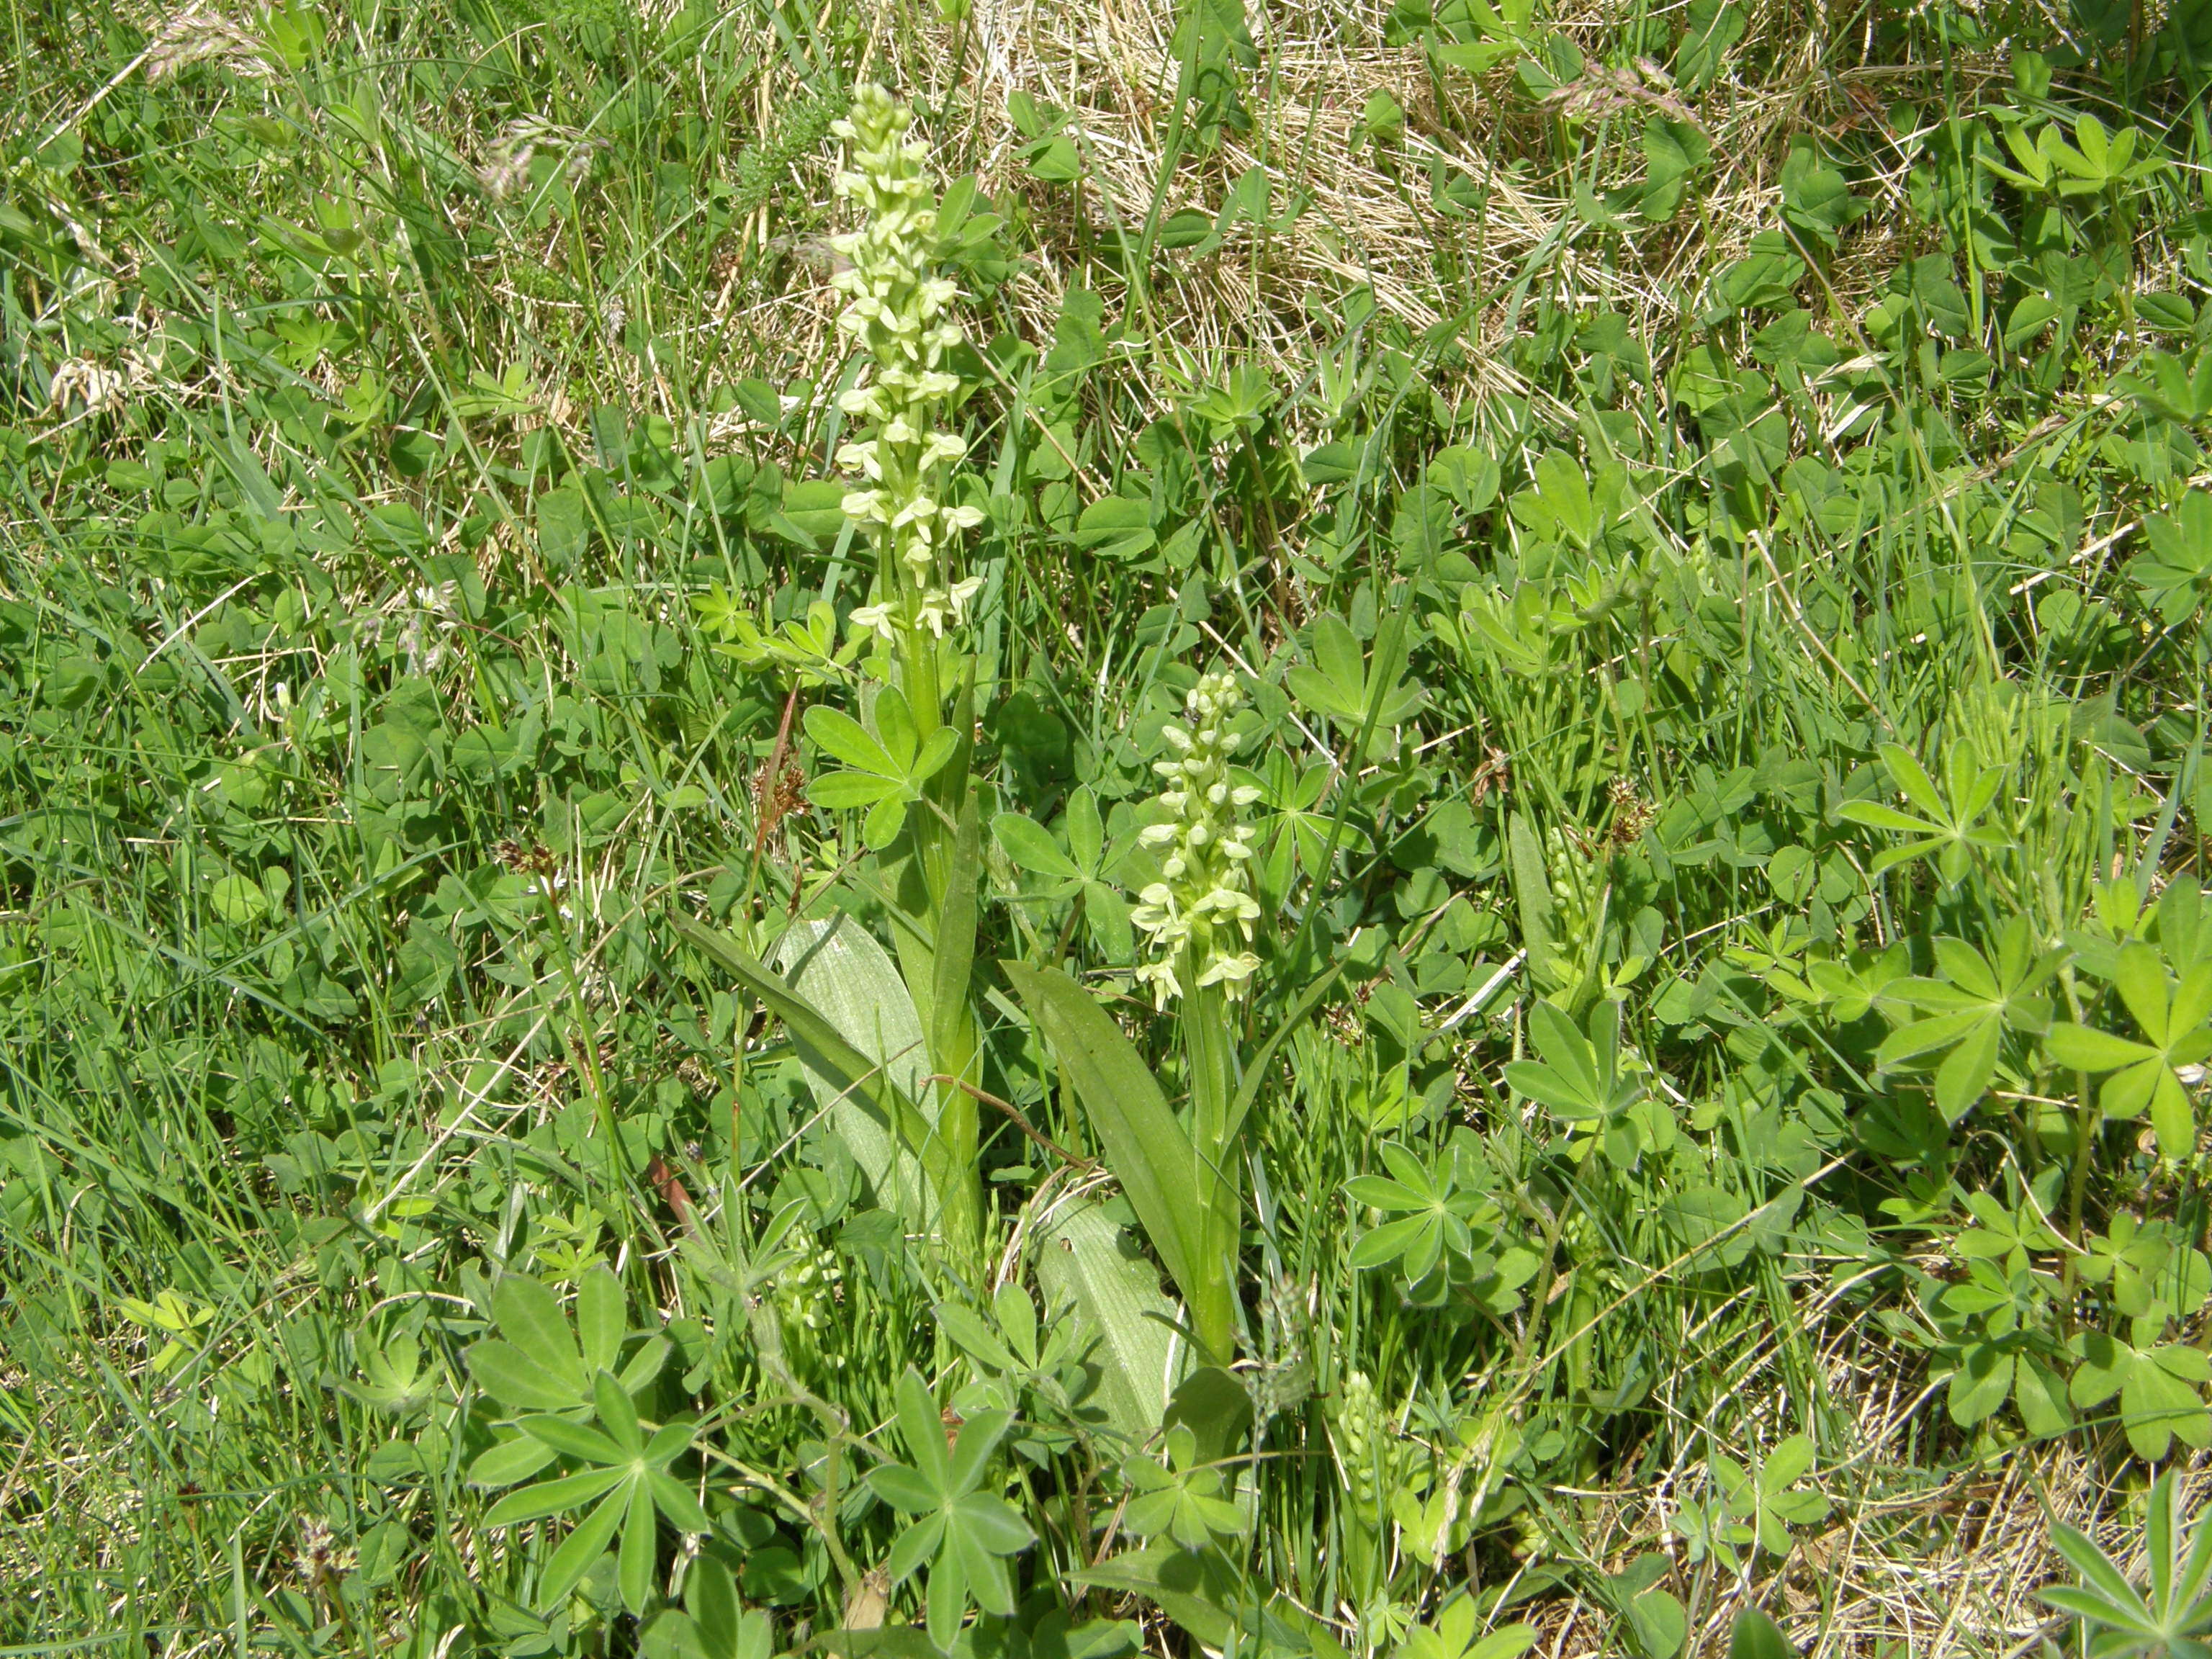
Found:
1120,1425 -> 1248,1550
2044,1471 -> 2212,1658
462,1271 -> 704,1611
2128,490 -> 2212,624
1398,1593 -> 1537,1659
1285,611 -> 1424,743
863,1369 -> 1034,1649
1874,919 -> 2056,1122
992,786 -> 1135,960
466,1266 -> 669,1421
1346,1141 -> 1480,1282
1838,741 -> 2010,884
1503,999 -> 1642,1124
2046,944 -> 2212,1157
2066,1331 -> 2212,1462
479,1377 -> 711,1612
804,688 -> 959,849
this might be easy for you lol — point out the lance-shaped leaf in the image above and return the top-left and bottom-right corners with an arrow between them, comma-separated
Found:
1034,1197 -> 1182,1441
1507,814 -> 1566,994
994,811 -> 1082,889
774,913 -> 935,1220
1221,951 -> 1347,1151
674,914 -> 949,1194
929,793 -> 984,1095
1002,962 -> 1201,1303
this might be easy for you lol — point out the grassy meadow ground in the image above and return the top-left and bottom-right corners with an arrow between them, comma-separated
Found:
5,0 -> 2212,1653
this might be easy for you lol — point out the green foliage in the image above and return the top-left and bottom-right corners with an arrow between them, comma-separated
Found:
1728,1610 -> 1798,1659
1674,1436 -> 1830,1568
2128,493 -> 2212,622
1838,741 -> 2013,886
804,694 -> 961,850
8,0 -> 2212,1651
1397,1599 -> 1534,1659
1506,999 -> 1669,1168
1346,1137 -> 1538,1311
1120,1424 -> 1249,1550
2049,945 -> 2212,1156
481,1374 -> 712,1614
465,1266 -> 670,1416
1875,921 -> 2056,1123
463,1270 -> 706,1613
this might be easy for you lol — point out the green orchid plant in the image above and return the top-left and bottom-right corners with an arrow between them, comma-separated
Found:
1010,671 -> 1336,1375
678,84 -> 991,1267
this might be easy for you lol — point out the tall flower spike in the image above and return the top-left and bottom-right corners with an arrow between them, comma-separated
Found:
828,86 -> 981,646
1128,673 -> 1265,1008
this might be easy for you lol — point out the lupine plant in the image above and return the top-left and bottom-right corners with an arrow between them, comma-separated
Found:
2043,1467 -> 2212,1658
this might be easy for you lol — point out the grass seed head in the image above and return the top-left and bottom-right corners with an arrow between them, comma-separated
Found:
141,3 -> 276,81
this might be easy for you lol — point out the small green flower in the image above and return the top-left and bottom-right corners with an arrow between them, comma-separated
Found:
1328,1369 -> 1403,1497
828,85 -> 984,644
773,1241 -> 848,1375
1128,672 -> 1263,1007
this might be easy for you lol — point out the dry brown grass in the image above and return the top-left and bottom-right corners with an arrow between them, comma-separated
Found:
642,0 -> 2012,472
1416,1255 -> 2212,1658
805,0 -> 2002,441
1501,1366 -> 2207,1657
